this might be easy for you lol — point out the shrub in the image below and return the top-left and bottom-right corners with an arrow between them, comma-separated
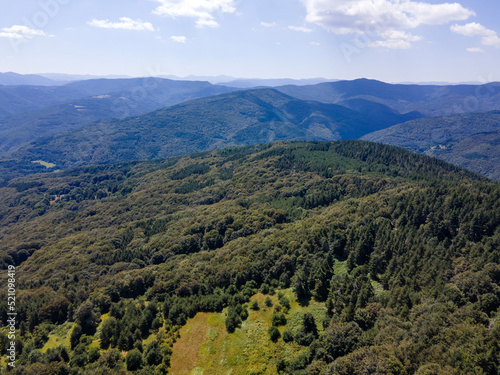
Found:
250,300 -> 260,310
126,348 -> 143,371
269,326 -> 281,342
265,297 -> 273,307
271,312 -> 287,326
283,330 -> 294,342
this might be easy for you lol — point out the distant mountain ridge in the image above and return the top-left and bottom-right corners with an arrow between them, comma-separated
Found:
2,75 -> 500,181
276,78 -> 500,117
362,111 -> 500,180
0,72 -> 61,86
0,78 -> 236,153
7,88 -> 421,170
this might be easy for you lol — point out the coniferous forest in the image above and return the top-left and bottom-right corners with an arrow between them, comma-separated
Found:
0,140 -> 499,374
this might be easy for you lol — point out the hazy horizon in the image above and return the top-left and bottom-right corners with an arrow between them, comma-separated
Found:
1,0 -> 499,84
0,71 -> 492,86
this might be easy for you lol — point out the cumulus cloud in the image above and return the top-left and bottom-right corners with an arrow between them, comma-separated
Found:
369,29 -> 422,49
0,25 -> 46,39
170,35 -> 187,43
466,47 -> 484,53
451,22 -> 500,48
451,22 -> 492,37
88,17 -> 155,31
288,25 -> 313,32
300,0 -> 474,48
261,22 -> 277,28
153,0 -> 236,28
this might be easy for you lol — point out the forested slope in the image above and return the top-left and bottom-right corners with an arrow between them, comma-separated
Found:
6,89 -> 417,173
362,111 -> 500,180
0,141 -> 499,374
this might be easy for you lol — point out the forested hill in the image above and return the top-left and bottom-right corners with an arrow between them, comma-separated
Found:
6,88 -> 419,172
277,78 -> 500,117
1,141 -> 499,374
0,78 -> 235,154
362,111 -> 500,180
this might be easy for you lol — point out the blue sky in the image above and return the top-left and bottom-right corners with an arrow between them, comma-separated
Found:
0,0 -> 499,83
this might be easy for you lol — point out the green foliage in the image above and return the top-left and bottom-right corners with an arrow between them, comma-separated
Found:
268,326 -> 281,342
264,297 -> 273,307
271,312 -> 287,326
363,111 -> 500,180
225,307 -> 242,333
293,313 -> 319,347
282,329 -> 294,343
0,141 -> 499,374
74,301 -> 98,335
70,325 -> 82,350
125,348 -> 143,371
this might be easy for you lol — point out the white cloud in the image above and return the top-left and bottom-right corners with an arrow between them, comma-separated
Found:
482,35 -> 500,47
369,29 -> 422,49
451,22 -> 493,37
261,22 -> 277,28
370,39 -> 412,49
451,22 -> 500,48
170,35 -> 187,43
288,25 -> 313,33
0,25 -> 46,39
153,0 -> 236,28
300,0 -> 474,48
310,41 -> 320,46
88,17 -> 155,31
466,47 -> 484,53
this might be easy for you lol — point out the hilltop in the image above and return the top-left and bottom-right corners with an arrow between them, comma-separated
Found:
3,77 -> 500,182
5,88 -> 419,173
362,111 -> 500,180
1,141 -> 499,374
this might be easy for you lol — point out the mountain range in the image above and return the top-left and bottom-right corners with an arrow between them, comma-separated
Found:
362,111 -> 500,180
0,78 -> 235,153
276,78 -> 500,117
7,88 -> 421,170
1,75 -> 500,183
1,73 -> 500,373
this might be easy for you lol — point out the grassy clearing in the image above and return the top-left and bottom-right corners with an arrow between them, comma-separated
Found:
41,322 -> 73,353
370,279 -> 386,297
169,289 -> 326,375
333,260 -> 348,276
31,160 -> 56,168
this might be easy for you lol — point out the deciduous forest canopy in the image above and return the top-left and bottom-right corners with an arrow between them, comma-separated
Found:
1,141 -> 499,374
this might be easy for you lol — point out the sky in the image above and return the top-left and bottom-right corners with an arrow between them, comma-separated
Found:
0,0 -> 499,83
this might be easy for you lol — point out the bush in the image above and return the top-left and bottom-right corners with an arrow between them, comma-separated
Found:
70,324 -> 82,349
74,301 -> 98,335
269,326 -> 281,342
225,307 -> 242,333
302,313 -> 318,336
294,327 -> 315,346
98,349 -> 122,369
250,300 -> 259,310
265,297 -> 273,307
88,347 -> 100,363
271,312 -> 287,326
279,296 -> 291,310
260,283 -> 270,294
126,348 -> 143,371
283,330 -> 294,342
